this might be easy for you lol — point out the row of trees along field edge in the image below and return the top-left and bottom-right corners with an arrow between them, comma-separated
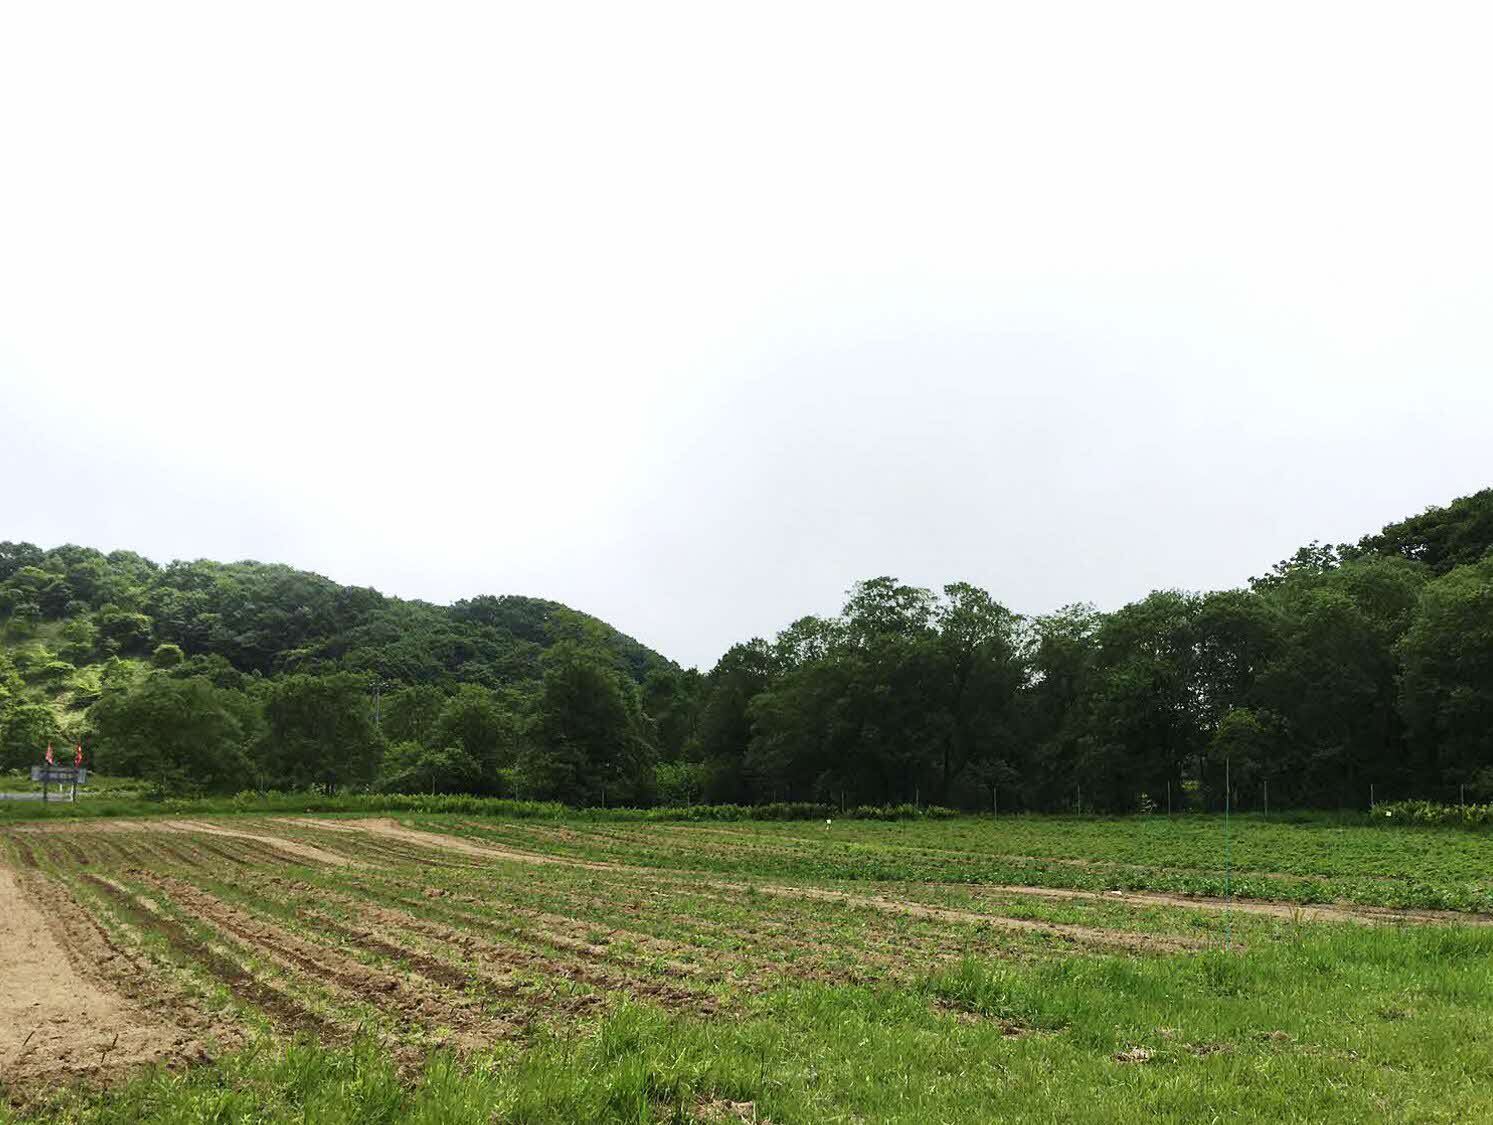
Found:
1,487 -> 1489,811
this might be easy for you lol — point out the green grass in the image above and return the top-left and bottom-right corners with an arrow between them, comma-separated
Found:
14,925 -> 1493,1122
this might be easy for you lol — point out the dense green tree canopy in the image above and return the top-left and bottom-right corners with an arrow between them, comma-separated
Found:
1,487 -> 1490,806
1397,556 -> 1493,793
517,642 -> 655,806
259,673 -> 383,793
90,676 -> 257,795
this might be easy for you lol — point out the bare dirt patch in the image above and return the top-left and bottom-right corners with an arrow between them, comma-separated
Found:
10,819 -> 361,869
0,865 -> 197,1096
157,821 -> 363,868
315,818 -> 620,870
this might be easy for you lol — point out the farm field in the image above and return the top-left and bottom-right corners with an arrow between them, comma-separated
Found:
2,813 -> 1492,1122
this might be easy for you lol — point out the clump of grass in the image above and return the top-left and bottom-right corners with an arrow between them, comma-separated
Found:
921,959 -> 1069,1030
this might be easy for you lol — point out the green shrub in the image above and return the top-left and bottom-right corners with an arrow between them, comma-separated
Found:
1373,799 -> 1493,828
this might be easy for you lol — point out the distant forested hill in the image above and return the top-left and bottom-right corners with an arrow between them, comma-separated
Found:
2,487 -> 1490,809
0,548 -> 671,686
0,548 -> 684,797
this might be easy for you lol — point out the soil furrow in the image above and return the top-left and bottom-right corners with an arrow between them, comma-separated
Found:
81,874 -> 337,1038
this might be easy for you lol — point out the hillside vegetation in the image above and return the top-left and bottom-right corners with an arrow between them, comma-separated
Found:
0,551 -> 677,801
1,487 -> 1490,810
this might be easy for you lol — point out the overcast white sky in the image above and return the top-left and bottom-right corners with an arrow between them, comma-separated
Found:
2,3 -> 1490,668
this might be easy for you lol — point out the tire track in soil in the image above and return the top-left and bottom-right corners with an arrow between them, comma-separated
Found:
280,832 -> 473,870
71,836 -> 136,866
304,914 -> 481,992
425,881 -> 936,980
578,874 -> 1075,963
375,892 -> 717,984
210,865 -> 1094,997
280,817 -> 616,869
357,907 -> 707,1014
58,840 -> 92,866
253,871 -> 749,986
150,839 -> 209,870
305,909 -> 614,1018
181,838 -> 252,867
163,872 -> 617,1022
6,836 -> 40,868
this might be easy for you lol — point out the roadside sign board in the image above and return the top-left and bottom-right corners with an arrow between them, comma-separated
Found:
31,767 -> 88,785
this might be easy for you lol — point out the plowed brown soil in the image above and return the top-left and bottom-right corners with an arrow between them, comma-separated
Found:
0,866 -> 195,1096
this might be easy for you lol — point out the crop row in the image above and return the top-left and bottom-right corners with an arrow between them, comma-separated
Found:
408,817 -> 1493,912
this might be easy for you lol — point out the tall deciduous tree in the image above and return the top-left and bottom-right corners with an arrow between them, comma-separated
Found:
698,640 -> 776,803
517,642 -> 655,805
1398,556 -> 1493,798
432,685 -> 519,792
90,675 -> 257,794
375,740 -> 480,795
258,672 -> 383,792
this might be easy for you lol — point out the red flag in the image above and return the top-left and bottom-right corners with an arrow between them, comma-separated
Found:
45,744 -> 54,765
75,745 -> 83,767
